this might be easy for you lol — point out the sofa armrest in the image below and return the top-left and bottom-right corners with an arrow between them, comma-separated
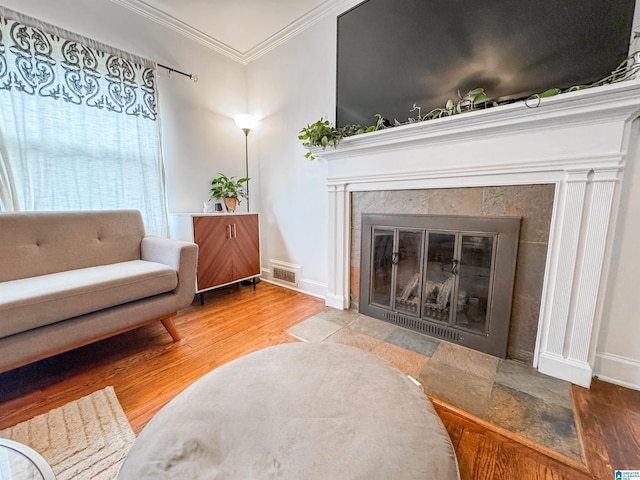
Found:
141,236 -> 198,310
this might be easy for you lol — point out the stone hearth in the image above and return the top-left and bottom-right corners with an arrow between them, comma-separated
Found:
316,81 -> 640,387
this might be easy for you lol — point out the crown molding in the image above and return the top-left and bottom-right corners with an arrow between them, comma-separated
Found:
110,0 -> 244,63
110,0 -> 350,65
242,0 -> 352,64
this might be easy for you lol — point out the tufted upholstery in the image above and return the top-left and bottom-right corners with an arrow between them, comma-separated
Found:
0,210 -> 145,282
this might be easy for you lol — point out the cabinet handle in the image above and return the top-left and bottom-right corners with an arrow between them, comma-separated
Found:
227,224 -> 232,239
232,224 -> 237,238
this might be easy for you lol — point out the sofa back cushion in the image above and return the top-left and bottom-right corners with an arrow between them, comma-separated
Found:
0,210 -> 146,282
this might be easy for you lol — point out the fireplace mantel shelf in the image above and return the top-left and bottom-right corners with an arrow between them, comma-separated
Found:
322,80 -> 640,388
315,80 -> 640,164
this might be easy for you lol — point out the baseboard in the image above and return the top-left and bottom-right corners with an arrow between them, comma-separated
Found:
594,352 -> 640,390
260,268 -> 327,300
324,293 -> 348,309
537,352 -> 593,388
296,277 -> 328,299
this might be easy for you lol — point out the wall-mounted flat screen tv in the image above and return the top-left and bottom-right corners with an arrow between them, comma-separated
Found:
336,0 -> 636,127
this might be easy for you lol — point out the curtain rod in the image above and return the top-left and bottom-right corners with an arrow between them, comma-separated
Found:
158,63 -> 198,83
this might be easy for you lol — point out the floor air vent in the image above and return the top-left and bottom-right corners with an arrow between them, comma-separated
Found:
273,267 -> 296,284
270,260 -> 301,287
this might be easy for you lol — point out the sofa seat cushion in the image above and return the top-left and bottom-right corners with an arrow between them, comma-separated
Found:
0,260 -> 178,338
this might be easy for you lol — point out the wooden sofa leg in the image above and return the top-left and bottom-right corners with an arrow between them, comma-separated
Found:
161,317 -> 181,341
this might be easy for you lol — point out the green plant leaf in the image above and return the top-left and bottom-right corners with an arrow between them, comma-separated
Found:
538,88 -> 561,98
468,87 -> 485,96
473,92 -> 489,105
210,173 -> 250,200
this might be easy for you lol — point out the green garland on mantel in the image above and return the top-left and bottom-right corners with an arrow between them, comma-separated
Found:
299,33 -> 640,161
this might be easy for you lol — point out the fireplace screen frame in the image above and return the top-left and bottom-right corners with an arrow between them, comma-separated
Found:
359,214 -> 521,358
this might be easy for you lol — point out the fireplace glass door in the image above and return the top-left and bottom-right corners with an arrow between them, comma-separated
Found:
371,228 -> 394,308
360,214 -> 520,358
455,235 -> 496,334
423,233 -> 456,323
394,230 -> 425,315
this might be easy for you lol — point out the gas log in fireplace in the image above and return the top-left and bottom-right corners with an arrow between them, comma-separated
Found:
359,214 -> 520,358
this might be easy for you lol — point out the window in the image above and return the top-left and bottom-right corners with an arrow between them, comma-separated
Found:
0,7 -> 167,235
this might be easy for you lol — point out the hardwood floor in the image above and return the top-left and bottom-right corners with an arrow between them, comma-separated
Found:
1,282 -> 638,479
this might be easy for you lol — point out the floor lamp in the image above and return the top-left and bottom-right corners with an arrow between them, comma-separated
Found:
234,114 -> 258,212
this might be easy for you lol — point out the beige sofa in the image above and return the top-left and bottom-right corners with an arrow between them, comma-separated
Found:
0,210 -> 198,374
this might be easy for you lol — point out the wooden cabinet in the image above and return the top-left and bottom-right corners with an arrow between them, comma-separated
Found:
170,213 -> 260,293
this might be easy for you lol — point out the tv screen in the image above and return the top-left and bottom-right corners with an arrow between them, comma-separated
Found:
336,0 -> 635,127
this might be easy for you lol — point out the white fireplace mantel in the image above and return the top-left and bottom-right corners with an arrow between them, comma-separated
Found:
317,81 -> 640,388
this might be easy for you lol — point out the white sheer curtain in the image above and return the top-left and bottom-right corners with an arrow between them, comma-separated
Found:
0,7 -> 168,236
0,121 -> 19,211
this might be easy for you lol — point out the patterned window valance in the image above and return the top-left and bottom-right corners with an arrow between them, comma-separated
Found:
0,7 -> 157,121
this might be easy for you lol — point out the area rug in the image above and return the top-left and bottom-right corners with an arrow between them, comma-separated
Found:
0,386 -> 135,480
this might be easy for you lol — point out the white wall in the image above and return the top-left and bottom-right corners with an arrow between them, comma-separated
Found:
245,15 -> 344,295
594,122 -> 640,389
592,3 -> 640,389
0,0 -> 248,214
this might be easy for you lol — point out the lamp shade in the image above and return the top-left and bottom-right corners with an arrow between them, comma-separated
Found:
234,114 -> 258,132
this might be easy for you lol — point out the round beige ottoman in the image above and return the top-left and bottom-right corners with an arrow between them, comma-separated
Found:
118,342 -> 460,479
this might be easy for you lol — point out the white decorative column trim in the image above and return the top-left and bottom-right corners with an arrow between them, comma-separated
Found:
326,184 -> 350,309
537,171 -> 590,356
569,171 -> 618,359
537,168 -> 621,386
318,81 -> 640,387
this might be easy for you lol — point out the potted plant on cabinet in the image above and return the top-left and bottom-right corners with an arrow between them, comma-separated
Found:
210,173 -> 249,212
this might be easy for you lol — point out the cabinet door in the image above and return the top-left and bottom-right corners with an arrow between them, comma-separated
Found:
193,216 -> 234,289
231,214 -> 260,280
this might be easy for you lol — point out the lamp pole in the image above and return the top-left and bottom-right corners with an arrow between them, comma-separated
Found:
234,114 -> 259,286
234,114 -> 257,213
242,127 -> 250,212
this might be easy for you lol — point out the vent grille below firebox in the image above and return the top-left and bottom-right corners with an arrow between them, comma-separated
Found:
384,312 -> 461,342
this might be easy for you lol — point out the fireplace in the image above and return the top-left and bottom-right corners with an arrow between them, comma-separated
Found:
318,82 -> 640,387
350,185 -> 554,363
359,214 -> 520,358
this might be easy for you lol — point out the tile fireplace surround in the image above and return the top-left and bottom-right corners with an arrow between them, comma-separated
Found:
315,81 -> 640,388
